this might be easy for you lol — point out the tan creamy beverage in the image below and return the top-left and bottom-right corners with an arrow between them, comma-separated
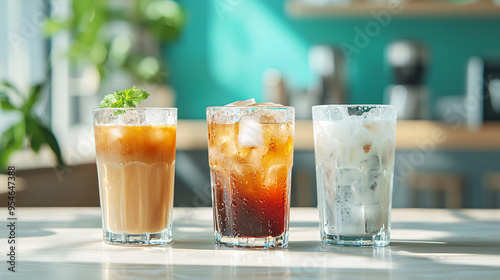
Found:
94,108 -> 177,245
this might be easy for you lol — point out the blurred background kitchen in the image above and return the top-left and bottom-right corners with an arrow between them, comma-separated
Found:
1,0 -> 500,208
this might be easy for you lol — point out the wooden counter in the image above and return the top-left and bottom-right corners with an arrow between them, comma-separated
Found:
7,207 -> 500,279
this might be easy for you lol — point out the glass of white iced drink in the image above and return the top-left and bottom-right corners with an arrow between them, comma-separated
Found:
312,105 -> 396,246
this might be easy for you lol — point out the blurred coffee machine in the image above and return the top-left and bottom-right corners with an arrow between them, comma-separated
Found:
309,45 -> 347,105
264,45 -> 347,119
466,57 -> 500,129
385,40 -> 429,120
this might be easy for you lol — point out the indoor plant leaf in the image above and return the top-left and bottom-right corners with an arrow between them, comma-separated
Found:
25,115 -> 44,153
0,121 -> 25,171
0,93 -> 17,111
23,84 -> 43,113
37,120 -> 65,168
0,81 -> 21,96
0,78 -> 65,172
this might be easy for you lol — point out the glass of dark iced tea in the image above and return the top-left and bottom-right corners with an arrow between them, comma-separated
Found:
207,99 -> 294,248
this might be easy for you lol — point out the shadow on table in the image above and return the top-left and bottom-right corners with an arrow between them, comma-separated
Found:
290,219 -> 500,254
17,229 -> 56,238
287,218 -> 500,279
390,221 -> 500,255
289,221 -> 319,228
15,212 -> 102,239
20,213 -> 102,229
170,239 -> 215,251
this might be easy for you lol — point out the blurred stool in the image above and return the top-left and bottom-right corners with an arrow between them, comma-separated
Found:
407,173 -> 462,208
483,172 -> 500,208
293,168 -> 314,207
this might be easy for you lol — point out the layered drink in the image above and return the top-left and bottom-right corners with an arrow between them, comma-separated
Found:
94,108 -> 177,245
207,99 -> 294,248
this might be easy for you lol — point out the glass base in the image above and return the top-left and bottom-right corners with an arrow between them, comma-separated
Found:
103,229 -> 172,246
322,232 -> 389,247
214,232 -> 288,249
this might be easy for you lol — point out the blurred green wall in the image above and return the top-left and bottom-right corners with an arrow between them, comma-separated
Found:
165,0 -> 500,119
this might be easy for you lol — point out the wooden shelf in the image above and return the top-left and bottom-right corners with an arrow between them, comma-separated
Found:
178,120 -> 500,151
286,0 -> 500,17
8,120 -> 500,171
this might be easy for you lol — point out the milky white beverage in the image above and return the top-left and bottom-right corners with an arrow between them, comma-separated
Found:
312,105 -> 396,246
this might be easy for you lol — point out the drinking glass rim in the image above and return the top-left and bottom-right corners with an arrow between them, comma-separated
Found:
206,105 -> 294,111
312,104 -> 395,110
93,107 -> 177,112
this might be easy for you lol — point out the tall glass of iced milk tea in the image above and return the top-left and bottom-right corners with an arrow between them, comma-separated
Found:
313,105 -> 396,246
207,99 -> 294,248
93,108 -> 177,245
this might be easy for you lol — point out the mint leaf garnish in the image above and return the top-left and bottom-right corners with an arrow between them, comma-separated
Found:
99,86 -> 150,109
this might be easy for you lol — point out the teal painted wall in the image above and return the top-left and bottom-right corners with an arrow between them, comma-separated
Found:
165,0 -> 500,119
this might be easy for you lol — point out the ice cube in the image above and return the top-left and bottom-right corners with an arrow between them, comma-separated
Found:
365,121 -> 395,138
252,102 -> 282,107
258,109 -> 278,123
345,122 -> 373,163
226,98 -> 256,107
336,196 -> 365,234
364,106 -> 395,121
365,155 -> 381,171
238,119 -> 263,148
263,164 -> 288,190
365,204 -> 386,234
363,121 -> 378,133
314,121 -> 340,148
117,110 -> 141,125
144,110 -> 164,125
212,110 -> 229,124
108,127 -> 123,140
380,141 -> 395,168
335,168 -> 362,189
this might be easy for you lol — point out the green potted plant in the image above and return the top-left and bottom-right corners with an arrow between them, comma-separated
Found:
0,81 -> 64,172
44,0 -> 186,85
0,0 -> 186,172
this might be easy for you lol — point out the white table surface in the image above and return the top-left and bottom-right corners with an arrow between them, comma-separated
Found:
1,207 -> 500,279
